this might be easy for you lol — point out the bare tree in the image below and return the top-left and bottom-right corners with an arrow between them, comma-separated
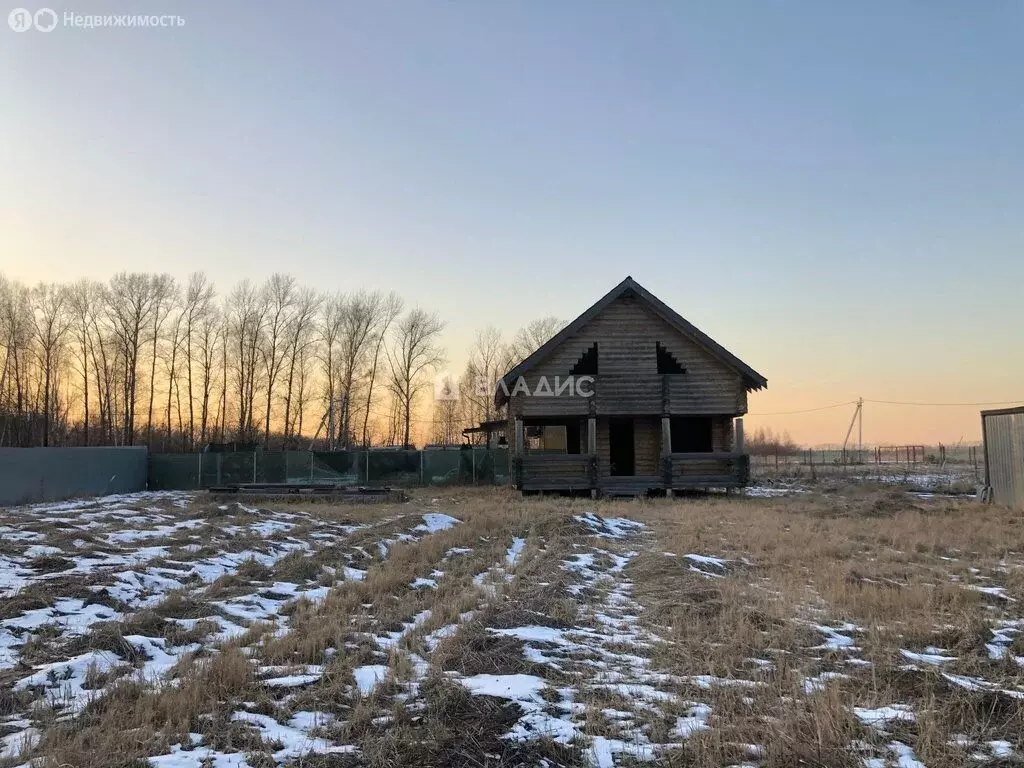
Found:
0,278 -> 14,444
294,340 -> 316,442
163,305 -> 185,449
89,287 -> 118,445
282,287 -> 322,444
259,274 -> 297,446
431,373 -> 463,445
361,292 -> 403,447
67,280 -> 101,445
509,315 -> 563,365
144,274 -> 177,446
217,311 -> 229,442
30,283 -> 72,447
317,294 -> 344,449
181,273 -> 215,449
334,291 -> 386,447
226,280 -> 268,442
385,393 -> 403,447
106,273 -> 159,445
0,277 -> 14,428
195,300 -> 221,446
461,326 -> 507,430
0,278 -> 34,445
387,308 -> 445,449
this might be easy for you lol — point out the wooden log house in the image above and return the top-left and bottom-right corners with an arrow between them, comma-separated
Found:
485,276 -> 767,496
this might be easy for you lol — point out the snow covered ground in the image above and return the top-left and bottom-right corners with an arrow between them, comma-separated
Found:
0,486 -> 1021,767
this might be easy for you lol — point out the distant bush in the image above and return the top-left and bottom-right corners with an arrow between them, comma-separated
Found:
747,427 -> 800,456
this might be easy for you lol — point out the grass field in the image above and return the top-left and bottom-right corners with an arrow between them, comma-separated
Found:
1,484 -> 1022,767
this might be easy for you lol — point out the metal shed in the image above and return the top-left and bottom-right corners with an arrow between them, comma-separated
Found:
982,406 -> 1024,510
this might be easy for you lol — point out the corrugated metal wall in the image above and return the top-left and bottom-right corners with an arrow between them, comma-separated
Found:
983,408 -> 1024,510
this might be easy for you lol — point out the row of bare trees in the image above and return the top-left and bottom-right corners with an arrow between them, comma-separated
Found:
0,270 -> 564,451
0,271 -> 478,450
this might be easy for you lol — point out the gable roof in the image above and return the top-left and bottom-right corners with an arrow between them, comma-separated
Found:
495,276 -> 767,407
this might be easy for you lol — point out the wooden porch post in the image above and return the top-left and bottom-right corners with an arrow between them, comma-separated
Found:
587,416 -> 597,498
661,415 -> 673,498
514,417 -> 524,489
734,417 -> 749,485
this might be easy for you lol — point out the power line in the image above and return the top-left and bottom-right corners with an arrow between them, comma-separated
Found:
747,401 -> 856,416
749,398 -> 1024,416
864,399 -> 1024,407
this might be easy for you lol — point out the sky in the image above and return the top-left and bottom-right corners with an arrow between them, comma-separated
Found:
2,1 -> 1022,445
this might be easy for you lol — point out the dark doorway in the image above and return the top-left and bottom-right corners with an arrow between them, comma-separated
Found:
609,418 -> 635,476
565,420 -> 581,454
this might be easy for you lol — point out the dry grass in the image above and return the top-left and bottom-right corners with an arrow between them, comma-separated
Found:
2,485 -> 1022,767
624,486 -> 1024,767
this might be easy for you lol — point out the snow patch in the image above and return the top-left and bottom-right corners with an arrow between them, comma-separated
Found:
414,513 -> 461,533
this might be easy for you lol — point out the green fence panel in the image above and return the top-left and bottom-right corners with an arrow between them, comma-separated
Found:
423,450 -> 463,485
495,449 -> 509,485
148,453 -> 201,490
368,450 -> 420,486
259,452 -> 287,483
220,452 -> 255,485
200,453 -> 220,486
285,451 -> 313,483
312,451 -> 363,483
149,448 -> 513,490
471,448 -> 507,486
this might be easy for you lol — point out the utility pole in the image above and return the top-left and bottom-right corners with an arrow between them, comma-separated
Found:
857,397 -> 863,463
842,398 -> 864,465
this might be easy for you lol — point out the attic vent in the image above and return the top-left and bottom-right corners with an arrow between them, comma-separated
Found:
570,343 -> 598,375
656,343 -> 686,374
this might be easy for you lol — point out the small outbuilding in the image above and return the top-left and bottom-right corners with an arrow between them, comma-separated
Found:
486,276 -> 767,496
981,406 -> 1024,510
